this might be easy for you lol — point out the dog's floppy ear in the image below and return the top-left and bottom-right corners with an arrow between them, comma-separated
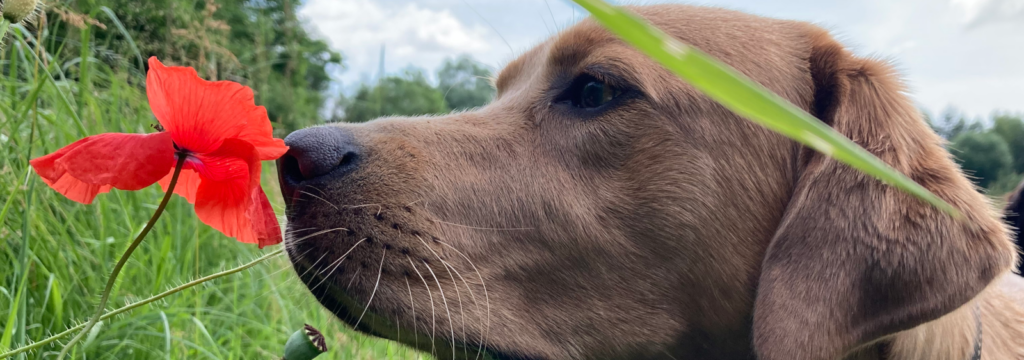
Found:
751,25 -> 1017,360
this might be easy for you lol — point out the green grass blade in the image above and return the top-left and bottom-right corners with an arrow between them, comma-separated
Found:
0,269 -> 29,353
569,0 -> 958,217
160,311 -> 171,360
191,316 -> 225,360
12,28 -> 87,136
50,276 -> 64,330
97,6 -> 146,73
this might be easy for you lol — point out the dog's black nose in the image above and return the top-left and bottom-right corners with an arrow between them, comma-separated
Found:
277,126 -> 360,199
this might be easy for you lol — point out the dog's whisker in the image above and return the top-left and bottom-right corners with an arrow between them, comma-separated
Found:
307,186 -> 331,198
436,239 -> 491,360
407,255 -> 437,357
308,255 -> 348,294
443,261 -> 468,359
405,276 -> 420,352
308,238 -> 366,293
298,190 -> 339,210
441,259 -> 474,358
295,250 -> 332,280
285,227 -> 319,235
421,259 -> 457,359
415,234 -> 467,360
430,218 -> 533,231
335,202 -> 385,216
287,227 -> 349,246
354,248 -> 387,330
395,304 -> 402,354
345,266 -> 362,291
254,247 -> 315,282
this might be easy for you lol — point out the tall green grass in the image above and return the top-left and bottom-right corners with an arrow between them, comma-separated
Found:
0,18 -> 421,360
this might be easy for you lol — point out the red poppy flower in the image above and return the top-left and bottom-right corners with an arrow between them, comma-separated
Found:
30,57 -> 288,248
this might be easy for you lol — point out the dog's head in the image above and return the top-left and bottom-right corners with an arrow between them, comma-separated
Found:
279,5 -> 1015,359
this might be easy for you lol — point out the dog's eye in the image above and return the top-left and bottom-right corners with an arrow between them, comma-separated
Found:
558,74 -> 623,110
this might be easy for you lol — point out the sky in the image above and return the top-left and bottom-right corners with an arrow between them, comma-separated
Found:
297,0 -> 1024,118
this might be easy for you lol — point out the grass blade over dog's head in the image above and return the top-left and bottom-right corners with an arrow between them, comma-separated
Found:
569,0 -> 959,217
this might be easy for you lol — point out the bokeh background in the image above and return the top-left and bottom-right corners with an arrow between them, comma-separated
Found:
1,0 -> 1021,359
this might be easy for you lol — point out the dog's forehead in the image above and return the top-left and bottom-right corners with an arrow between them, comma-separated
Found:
495,5 -> 809,101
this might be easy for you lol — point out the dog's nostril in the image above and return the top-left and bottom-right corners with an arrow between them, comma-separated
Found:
338,151 -> 357,170
278,126 -> 361,183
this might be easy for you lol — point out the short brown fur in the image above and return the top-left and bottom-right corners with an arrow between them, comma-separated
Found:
283,5 -> 1024,359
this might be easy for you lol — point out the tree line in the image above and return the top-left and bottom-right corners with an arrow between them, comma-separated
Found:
37,0 -> 341,133
335,55 -> 496,123
336,62 -> 1024,198
33,1 -> 1021,196
929,111 -> 1024,195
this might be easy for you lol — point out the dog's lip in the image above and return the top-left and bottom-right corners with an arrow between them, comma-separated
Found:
277,172 -> 304,209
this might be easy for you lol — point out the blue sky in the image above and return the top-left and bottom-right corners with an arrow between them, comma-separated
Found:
298,0 -> 1024,118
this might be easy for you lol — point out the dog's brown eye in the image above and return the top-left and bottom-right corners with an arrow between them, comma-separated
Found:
580,81 -> 614,108
558,74 -> 623,110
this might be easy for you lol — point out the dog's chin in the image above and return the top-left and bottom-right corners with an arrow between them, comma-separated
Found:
286,242 -> 530,360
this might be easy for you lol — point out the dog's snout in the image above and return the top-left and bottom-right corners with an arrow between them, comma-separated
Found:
283,126 -> 361,179
277,126 -> 360,200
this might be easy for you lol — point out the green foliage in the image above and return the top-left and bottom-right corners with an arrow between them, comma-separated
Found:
950,131 -> 1013,188
0,8 -> 416,360
343,68 -> 449,123
930,111 -> 1024,194
927,109 -> 984,140
47,0 -> 342,133
992,114 -> 1024,174
438,55 -> 495,111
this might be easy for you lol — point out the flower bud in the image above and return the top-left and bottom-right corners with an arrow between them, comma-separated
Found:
2,0 -> 40,23
282,324 -> 327,360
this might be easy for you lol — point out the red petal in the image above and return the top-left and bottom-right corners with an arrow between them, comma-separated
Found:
249,187 -> 283,248
236,106 -> 289,161
146,57 -> 264,154
30,132 -> 174,203
158,167 -> 201,204
191,139 -> 281,246
194,168 -> 253,244
31,136 -> 87,184
61,132 -> 175,190
42,173 -> 113,204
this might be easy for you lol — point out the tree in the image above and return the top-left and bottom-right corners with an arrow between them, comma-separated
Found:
343,69 -> 448,123
927,108 -> 983,140
50,0 -> 342,133
437,55 -> 495,111
992,114 -> 1024,173
950,131 -> 1013,188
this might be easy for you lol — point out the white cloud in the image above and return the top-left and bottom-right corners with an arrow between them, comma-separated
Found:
951,0 -> 1024,27
299,0 -> 495,87
300,0 -> 1023,117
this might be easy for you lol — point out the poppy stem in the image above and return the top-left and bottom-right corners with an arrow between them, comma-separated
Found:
57,154 -> 189,360
0,249 -> 283,359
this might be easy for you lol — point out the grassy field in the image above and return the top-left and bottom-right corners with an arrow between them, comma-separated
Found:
0,18 -> 421,360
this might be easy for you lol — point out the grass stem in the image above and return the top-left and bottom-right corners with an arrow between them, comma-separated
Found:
0,249 -> 285,359
55,154 -> 188,360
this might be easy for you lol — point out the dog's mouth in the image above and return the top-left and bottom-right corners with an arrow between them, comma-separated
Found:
285,241 -> 531,360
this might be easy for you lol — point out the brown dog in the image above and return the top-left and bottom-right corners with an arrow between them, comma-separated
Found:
278,5 -> 1024,360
